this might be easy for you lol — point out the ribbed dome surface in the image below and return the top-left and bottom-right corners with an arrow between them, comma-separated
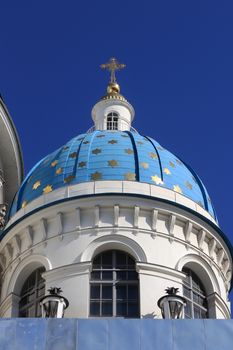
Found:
10,130 -> 216,219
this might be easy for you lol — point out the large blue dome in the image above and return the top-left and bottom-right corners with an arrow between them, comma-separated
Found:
9,130 -> 216,220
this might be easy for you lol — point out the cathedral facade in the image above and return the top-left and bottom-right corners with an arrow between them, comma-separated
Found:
0,59 -> 232,319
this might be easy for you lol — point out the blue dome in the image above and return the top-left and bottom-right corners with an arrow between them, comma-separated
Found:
10,130 -> 216,220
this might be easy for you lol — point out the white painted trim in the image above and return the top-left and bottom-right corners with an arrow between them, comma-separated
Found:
7,181 -> 217,226
42,261 -> 92,285
176,253 -> 220,295
7,254 -> 52,295
80,234 -> 147,262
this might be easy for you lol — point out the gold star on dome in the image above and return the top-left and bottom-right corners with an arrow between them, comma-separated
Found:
169,161 -> 175,168
108,139 -> 118,144
151,175 -> 163,185
164,168 -> 171,175
78,161 -> 86,168
141,162 -> 149,169
43,185 -> 53,194
21,200 -> 28,209
92,148 -> 102,155
91,171 -> 102,180
125,149 -> 134,154
56,167 -> 63,175
108,160 -> 118,167
83,141 -> 89,144
124,172 -> 136,181
185,181 -> 193,190
69,152 -> 77,158
51,160 -> 58,167
64,175 -> 75,183
173,185 -> 182,194
149,152 -> 158,159
32,181 -> 41,190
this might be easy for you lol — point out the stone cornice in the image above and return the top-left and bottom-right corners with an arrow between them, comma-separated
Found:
0,200 -> 231,290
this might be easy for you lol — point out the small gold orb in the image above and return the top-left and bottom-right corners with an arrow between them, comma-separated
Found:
107,82 -> 120,94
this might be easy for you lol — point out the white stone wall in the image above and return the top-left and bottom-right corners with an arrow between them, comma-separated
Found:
91,98 -> 134,131
0,157 -> 4,204
0,195 -> 231,319
0,98 -> 23,207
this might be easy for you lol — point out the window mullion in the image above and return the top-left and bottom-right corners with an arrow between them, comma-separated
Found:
113,251 -> 117,317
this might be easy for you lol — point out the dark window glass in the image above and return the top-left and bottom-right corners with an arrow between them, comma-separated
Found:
102,302 -> 112,316
91,285 -> 100,299
90,250 -> 139,318
19,267 -> 45,318
182,267 -> 208,319
90,302 -> 100,316
107,113 -> 119,130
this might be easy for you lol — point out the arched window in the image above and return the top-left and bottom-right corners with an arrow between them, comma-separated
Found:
19,267 -> 45,317
90,250 -> 139,318
182,267 -> 208,319
107,112 -> 118,130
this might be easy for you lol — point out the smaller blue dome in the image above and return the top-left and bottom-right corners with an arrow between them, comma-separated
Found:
9,130 -> 216,220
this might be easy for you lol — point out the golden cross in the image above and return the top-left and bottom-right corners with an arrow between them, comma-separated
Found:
100,57 -> 126,83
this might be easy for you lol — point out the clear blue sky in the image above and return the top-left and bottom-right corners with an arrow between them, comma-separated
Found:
1,1 -> 233,301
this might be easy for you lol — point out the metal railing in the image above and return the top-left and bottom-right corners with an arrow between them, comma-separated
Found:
86,125 -> 138,134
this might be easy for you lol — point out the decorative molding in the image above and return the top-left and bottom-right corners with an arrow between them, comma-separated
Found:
209,238 -> 216,260
56,212 -> 63,240
39,218 -> 47,241
12,235 -> 21,257
7,180 -> 217,226
217,248 -> 224,267
0,253 -> 6,269
207,292 -> 231,319
134,206 -> 140,229
113,205 -> 119,227
168,214 -> 176,242
94,206 -> 100,228
136,262 -> 185,283
42,261 -> 92,285
152,209 -> 158,231
0,201 -> 231,297
223,259 -> 230,275
0,293 -> 20,317
184,221 -> 192,244
56,212 -> 63,235
176,253 -> 221,295
5,243 -> 13,263
75,207 -> 81,230
197,229 -> 206,251
25,225 -> 33,248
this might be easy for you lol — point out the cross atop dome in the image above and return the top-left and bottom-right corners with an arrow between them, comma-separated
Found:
92,57 -> 134,132
100,57 -> 126,83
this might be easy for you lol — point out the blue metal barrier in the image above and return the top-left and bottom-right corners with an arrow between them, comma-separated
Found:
0,319 -> 233,350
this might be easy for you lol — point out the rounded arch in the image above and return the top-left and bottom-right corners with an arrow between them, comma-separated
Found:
7,254 -> 52,296
80,234 -> 147,263
176,254 -> 220,295
106,112 -> 119,130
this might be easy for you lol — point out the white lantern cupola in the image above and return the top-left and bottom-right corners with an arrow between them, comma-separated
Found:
91,58 -> 135,131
